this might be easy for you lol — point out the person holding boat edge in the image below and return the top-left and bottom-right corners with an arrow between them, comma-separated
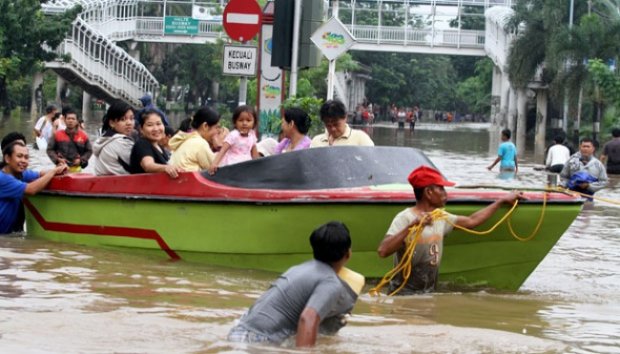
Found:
129,110 -> 183,178
560,138 -> 608,197
1,137 -> 67,234
377,166 -> 522,294
228,221 -> 361,347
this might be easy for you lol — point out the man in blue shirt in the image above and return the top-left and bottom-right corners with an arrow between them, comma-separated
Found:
487,128 -> 518,176
1,136 -> 66,234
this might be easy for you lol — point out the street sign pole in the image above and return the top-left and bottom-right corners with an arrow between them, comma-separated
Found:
327,59 -> 336,100
239,41 -> 248,106
222,0 -> 262,106
289,0 -> 302,98
310,17 -> 356,102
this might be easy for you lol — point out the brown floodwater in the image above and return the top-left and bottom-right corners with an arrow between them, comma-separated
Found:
0,115 -> 618,353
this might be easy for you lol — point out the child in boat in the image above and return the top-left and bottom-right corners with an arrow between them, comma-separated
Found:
208,105 -> 259,174
228,221 -> 361,347
376,166 -> 522,295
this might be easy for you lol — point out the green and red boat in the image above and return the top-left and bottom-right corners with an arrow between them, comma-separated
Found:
25,146 -> 583,291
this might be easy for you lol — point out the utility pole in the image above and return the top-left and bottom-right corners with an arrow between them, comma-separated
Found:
562,0 -> 574,134
289,0 -> 302,97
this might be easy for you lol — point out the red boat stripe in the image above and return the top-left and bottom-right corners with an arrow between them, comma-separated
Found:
23,199 -> 181,260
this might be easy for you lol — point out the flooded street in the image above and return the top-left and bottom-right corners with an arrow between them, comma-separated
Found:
0,116 -> 619,353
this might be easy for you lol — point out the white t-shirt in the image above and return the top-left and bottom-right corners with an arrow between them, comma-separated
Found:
35,116 -> 53,142
546,144 -> 571,167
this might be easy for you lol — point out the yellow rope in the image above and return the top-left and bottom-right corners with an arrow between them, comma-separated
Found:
369,210 -> 443,297
370,195 -> 547,296
548,186 -> 620,206
507,191 -> 547,241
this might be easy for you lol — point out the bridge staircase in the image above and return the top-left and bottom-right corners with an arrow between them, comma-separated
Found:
42,0 -> 159,106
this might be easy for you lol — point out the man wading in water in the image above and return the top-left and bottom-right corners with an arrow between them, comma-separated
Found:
376,166 -> 522,294
228,221 -> 362,347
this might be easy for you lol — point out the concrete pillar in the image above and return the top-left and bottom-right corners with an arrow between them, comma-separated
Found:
534,89 -> 548,160
515,88 -> 527,156
30,71 -> 44,120
56,76 -> 68,105
490,66 -> 502,125
498,72 -> 510,129
507,87 -> 517,134
82,91 -> 93,122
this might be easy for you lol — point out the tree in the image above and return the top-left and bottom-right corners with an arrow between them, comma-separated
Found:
0,0 -> 80,113
506,0 -> 620,141
455,58 -> 493,118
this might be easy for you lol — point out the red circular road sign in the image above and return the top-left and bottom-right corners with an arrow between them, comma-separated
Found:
223,0 -> 263,42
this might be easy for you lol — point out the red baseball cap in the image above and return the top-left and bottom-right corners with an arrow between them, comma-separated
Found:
407,166 -> 455,188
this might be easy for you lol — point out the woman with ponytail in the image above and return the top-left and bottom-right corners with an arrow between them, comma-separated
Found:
168,107 -> 221,171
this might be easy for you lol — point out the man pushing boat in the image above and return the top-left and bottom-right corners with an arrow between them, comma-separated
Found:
375,166 -> 522,295
228,221 -> 362,347
1,132 -> 67,234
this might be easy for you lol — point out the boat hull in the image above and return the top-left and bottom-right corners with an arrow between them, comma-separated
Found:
25,188 -> 582,291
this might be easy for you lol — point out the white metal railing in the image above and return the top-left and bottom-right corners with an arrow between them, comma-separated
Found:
334,0 -> 512,7
43,0 -> 158,104
347,25 -> 485,49
47,17 -> 158,105
40,0 -> 517,102
484,6 -> 514,70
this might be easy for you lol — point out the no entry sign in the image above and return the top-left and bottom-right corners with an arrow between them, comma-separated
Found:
223,0 -> 262,42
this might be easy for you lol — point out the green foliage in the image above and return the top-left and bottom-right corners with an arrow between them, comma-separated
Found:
0,0 -> 80,111
588,59 -> 620,107
456,58 -> 493,115
147,41 -> 245,113
282,96 -> 324,136
449,6 -> 485,30
352,51 -> 458,110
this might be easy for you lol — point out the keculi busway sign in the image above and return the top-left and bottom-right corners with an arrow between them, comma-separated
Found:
222,45 -> 258,76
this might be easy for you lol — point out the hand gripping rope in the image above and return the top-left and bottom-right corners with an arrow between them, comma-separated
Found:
369,195 -> 546,296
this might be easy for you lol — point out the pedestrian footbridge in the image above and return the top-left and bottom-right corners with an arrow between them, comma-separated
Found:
42,0 -> 514,108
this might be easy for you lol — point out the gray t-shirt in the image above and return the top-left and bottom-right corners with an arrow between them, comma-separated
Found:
237,259 -> 357,343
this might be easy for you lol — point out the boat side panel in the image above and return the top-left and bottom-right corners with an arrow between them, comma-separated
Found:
440,204 -> 582,290
25,196 -> 582,291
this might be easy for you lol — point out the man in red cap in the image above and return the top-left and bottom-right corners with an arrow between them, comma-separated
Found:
377,165 -> 522,294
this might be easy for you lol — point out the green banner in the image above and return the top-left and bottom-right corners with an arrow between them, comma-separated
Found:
164,16 -> 199,35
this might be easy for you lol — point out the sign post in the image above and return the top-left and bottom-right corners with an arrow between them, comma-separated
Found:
310,17 -> 355,100
222,0 -> 263,106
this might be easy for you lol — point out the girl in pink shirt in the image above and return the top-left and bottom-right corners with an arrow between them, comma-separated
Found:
208,105 -> 259,174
